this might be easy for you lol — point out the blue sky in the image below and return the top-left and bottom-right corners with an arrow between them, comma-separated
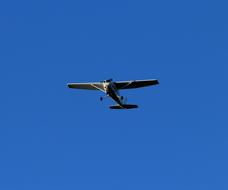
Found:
1,0 -> 228,189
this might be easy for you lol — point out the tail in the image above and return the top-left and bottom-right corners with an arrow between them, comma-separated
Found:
109,104 -> 138,109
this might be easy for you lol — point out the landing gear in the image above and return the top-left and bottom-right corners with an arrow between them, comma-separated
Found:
100,93 -> 109,101
121,96 -> 124,100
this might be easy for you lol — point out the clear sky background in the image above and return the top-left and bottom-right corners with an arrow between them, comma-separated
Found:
1,0 -> 228,189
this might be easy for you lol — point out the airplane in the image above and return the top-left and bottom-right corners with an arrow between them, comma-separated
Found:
67,78 -> 159,109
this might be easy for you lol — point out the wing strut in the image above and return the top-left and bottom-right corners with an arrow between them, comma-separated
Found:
91,84 -> 106,93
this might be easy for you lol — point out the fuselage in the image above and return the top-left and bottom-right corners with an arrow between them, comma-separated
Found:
103,82 -> 123,106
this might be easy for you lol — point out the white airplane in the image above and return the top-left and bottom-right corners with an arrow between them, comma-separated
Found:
67,79 -> 159,109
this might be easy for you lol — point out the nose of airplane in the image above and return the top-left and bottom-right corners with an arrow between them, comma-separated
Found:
104,78 -> 113,82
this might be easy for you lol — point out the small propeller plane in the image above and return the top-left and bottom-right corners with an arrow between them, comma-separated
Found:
67,79 -> 159,109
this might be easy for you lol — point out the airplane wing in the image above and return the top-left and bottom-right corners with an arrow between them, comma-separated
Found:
114,79 -> 159,90
67,82 -> 105,92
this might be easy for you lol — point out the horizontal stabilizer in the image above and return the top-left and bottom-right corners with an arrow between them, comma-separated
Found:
109,104 -> 138,109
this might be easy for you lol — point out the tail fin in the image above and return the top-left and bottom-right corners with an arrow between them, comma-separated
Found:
109,104 -> 138,109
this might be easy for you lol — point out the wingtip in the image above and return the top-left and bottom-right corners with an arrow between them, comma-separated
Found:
67,83 -> 73,88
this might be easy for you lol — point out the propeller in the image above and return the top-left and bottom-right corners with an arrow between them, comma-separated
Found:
101,78 -> 113,83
